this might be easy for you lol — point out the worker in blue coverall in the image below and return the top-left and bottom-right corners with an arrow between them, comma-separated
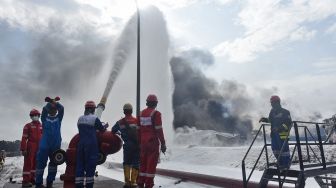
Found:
75,101 -> 107,188
36,97 -> 64,188
260,95 -> 292,170
112,103 -> 139,188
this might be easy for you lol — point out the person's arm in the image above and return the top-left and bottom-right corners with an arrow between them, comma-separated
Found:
56,102 -> 64,122
111,121 -> 120,134
20,124 -> 29,155
280,110 -> 292,131
285,110 -> 293,128
41,105 -> 48,124
94,118 -> 106,132
154,112 -> 166,153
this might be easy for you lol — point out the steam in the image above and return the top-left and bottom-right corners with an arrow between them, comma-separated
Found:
170,49 -> 253,138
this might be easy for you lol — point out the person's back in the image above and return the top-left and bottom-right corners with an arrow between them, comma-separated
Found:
139,107 -> 162,145
36,97 -> 64,188
138,95 -> 166,188
40,100 -> 64,150
77,114 -> 101,145
76,101 -> 107,188
112,103 -> 139,188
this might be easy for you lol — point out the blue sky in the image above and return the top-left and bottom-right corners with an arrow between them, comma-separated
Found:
0,0 -> 335,140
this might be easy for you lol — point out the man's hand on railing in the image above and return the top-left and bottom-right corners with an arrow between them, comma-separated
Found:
259,117 -> 269,123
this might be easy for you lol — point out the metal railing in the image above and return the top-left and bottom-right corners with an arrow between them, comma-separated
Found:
242,121 -> 336,188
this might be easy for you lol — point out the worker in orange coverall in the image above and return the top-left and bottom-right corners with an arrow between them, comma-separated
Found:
21,109 -> 43,187
137,94 -> 166,188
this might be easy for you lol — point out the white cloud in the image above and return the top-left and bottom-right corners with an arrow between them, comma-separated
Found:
290,27 -> 316,41
213,0 -> 235,6
0,0 -> 134,36
213,0 -> 336,63
313,57 -> 336,73
326,22 -> 336,34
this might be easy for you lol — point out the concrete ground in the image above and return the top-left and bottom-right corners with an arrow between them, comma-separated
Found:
3,176 -> 124,188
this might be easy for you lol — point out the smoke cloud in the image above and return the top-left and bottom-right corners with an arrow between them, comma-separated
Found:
170,49 -> 253,138
0,17 -> 111,139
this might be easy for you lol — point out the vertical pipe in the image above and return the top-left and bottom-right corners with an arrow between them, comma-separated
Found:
242,161 -> 247,188
316,123 -> 326,169
135,0 -> 141,117
294,122 -> 304,171
263,125 -> 270,168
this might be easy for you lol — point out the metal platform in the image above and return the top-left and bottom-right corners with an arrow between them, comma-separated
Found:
242,121 -> 336,188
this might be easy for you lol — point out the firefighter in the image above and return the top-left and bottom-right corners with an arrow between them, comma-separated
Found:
75,101 -> 107,188
21,109 -> 43,187
36,97 -> 64,188
137,95 -> 166,188
112,103 -> 139,188
260,95 -> 292,170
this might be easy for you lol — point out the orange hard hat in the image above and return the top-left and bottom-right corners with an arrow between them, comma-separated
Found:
270,95 -> 280,103
146,94 -> 158,102
85,101 -> 96,108
29,109 -> 40,116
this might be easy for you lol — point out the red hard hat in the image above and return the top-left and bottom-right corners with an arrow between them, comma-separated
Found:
30,109 -> 40,116
146,94 -> 158,102
85,101 -> 96,108
270,95 -> 281,103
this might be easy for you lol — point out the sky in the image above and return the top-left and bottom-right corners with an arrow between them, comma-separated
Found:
0,0 -> 335,141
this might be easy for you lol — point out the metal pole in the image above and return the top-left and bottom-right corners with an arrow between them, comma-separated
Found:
135,0 -> 141,117
294,122 -> 304,171
316,123 -> 326,169
242,161 -> 247,188
263,125 -> 270,168
304,127 -> 310,162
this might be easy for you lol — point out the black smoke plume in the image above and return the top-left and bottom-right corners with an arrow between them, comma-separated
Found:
170,49 -> 253,138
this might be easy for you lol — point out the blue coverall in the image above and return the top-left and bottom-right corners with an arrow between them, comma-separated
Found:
36,103 -> 64,187
269,106 -> 292,169
75,114 -> 105,188
111,116 -> 140,169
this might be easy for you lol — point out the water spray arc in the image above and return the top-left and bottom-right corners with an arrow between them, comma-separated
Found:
95,1 -> 141,119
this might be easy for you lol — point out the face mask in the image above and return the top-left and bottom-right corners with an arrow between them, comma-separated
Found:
31,116 -> 40,121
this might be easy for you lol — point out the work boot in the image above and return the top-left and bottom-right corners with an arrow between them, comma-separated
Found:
22,182 -> 33,187
35,184 -> 46,188
124,165 -> 131,187
130,168 -> 139,188
46,181 -> 53,188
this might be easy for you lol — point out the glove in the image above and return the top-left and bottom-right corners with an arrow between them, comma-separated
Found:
45,97 -> 52,103
45,96 -> 60,103
161,144 -> 167,154
21,151 -> 27,156
103,123 -> 109,129
259,117 -> 269,123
